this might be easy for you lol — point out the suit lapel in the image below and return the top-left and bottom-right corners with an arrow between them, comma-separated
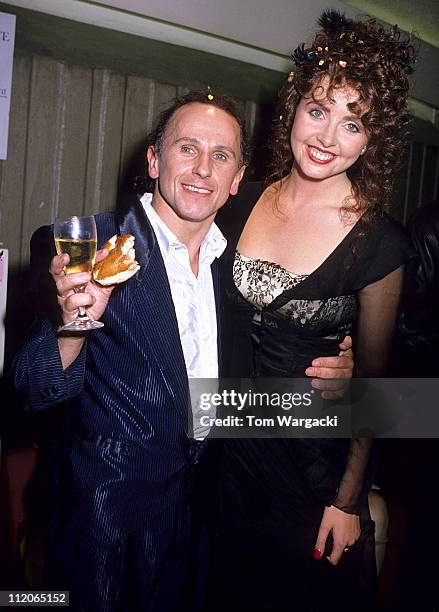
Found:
212,258 -> 223,378
118,197 -> 189,425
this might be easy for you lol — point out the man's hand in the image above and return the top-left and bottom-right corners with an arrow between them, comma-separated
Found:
51,248 -> 114,327
305,336 -> 353,399
50,248 -> 114,370
314,505 -> 360,566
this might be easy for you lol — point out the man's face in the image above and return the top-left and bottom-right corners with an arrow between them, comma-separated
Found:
147,103 -> 245,228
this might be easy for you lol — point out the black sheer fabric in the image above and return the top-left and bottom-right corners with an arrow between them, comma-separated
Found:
208,182 -> 417,610
334,265 -> 405,514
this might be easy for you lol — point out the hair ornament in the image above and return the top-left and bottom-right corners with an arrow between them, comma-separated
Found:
287,71 -> 295,82
292,44 -> 318,67
287,9 -> 414,87
289,10 -> 371,80
207,86 -> 214,101
317,9 -> 353,39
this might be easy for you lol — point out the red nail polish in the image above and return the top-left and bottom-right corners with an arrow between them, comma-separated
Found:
314,548 -> 322,560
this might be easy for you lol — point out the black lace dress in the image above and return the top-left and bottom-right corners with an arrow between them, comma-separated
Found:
209,182 -> 417,612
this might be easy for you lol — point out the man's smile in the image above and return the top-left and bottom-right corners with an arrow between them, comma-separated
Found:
181,183 -> 213,194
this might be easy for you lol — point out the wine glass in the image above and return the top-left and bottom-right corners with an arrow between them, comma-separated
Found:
53,215 -> 104,331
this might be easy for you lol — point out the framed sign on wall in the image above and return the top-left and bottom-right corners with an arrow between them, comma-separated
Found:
0,10 -> 15,160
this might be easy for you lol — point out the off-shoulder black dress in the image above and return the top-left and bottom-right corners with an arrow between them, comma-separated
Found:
209,182 -> 416,612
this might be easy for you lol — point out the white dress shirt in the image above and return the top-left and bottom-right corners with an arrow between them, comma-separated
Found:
140,193 -> 226,381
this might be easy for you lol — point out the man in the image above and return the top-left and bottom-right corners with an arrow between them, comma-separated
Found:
13,91 -> 352,611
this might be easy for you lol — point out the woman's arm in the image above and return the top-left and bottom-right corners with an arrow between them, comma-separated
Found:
355,265 -> 405,377
314,265 -> 405,564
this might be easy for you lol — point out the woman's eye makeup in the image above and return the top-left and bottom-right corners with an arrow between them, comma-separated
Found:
309,108 -> 324,118
305,102 -> 365,133
307,108 -> 363,134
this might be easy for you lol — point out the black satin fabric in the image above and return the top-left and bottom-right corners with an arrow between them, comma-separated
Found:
227,286 -> 356,378
207,183 -> 416,611
210,513 -> 377,612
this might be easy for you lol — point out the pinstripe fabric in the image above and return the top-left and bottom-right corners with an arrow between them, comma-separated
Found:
13,194 -> 221,609
47,499 -> 190,612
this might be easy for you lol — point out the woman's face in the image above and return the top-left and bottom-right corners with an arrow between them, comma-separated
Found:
290,78 -> 368,182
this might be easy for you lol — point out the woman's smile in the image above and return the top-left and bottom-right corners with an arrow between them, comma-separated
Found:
307,145 -> 337,164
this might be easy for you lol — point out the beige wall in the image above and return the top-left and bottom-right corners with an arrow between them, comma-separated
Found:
0,53 -> 259,272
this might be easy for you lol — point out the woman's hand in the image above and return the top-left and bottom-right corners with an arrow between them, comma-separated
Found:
314,505 -> 360,565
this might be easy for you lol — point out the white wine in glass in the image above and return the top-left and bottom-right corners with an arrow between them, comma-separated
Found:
54,215 -> 104,331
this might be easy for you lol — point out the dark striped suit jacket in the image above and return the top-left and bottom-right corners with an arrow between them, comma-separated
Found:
13,194 -> 222,545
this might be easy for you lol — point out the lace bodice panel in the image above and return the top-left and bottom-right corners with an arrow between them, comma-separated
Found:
233,251 -> 357,340
234,251 -> 308,308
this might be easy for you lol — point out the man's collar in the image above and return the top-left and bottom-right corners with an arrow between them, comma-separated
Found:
140,192 -> 226,260
140,192 -> 178,256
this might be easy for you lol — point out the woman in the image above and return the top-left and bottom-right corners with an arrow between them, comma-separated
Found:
211,11 -> 416,611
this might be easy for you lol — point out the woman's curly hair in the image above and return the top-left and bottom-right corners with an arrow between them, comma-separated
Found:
268,11 -> 416,218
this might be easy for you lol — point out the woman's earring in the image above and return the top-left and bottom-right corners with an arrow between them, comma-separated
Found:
360,146 -> 367,155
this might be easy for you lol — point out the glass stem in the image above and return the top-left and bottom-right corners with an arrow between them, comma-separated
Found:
74,285 -> 89,320
78,306 -> 88,319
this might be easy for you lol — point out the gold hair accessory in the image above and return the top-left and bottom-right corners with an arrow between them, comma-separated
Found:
207,86 -> 214,101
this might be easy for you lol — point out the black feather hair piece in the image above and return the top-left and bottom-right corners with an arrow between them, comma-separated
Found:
318,9 -> 353,38
292,44 -> 317,67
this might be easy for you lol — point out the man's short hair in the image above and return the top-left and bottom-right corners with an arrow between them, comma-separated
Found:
149,90 -> 250,167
